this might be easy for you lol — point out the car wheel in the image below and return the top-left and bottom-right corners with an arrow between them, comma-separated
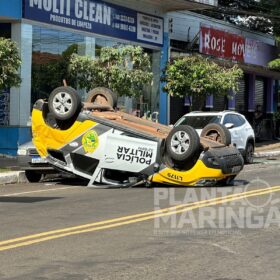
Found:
86,87 -> 117,108
48,86 -> 81,121
25,170 -> 43,183
166,125 -> 200,162
201,123 -> 231,146
244,142 -> 254,164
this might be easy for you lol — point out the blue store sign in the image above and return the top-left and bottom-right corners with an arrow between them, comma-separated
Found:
23,0 -> 163,47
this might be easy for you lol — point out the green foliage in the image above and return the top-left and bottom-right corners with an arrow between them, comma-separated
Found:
273,111 -> 280,121
69,45 -> 153,97
162,55 -> 243,106
268,58 -> 280,71
0,37 -> 21,91
214,1 -> 280,36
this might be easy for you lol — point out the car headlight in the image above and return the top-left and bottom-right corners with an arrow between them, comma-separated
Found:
17,149 -> 27,156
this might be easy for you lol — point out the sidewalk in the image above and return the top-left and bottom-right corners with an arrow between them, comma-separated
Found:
254,140 -> 280,158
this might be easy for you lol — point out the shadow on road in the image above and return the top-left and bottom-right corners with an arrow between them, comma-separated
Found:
0,197 -> 63,203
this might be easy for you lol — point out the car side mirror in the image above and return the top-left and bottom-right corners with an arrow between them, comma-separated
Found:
225,123 -> 234,129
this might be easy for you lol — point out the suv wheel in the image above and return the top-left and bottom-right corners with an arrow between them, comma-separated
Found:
244,142 -> 254,164
166,125 -> 200,162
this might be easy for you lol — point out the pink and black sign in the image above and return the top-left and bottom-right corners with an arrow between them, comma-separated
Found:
200,25 -> 278,67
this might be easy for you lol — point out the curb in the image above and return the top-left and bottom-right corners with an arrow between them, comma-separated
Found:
254,150 -> 280,158
0,154 -> 16,159
0,171 -> 28,186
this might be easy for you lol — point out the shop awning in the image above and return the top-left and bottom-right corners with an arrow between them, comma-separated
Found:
140,0 -> 217,12
214,58 -> 280,80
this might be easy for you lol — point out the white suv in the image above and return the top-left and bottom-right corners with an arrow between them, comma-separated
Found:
175,111 -> 255,163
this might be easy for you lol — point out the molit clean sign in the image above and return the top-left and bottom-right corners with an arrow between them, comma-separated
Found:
29,0 -> 111,26
24,0 -> 163,46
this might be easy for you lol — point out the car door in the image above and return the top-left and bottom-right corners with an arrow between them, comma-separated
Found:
222,114 -> 244,150
230,114 -> 246,150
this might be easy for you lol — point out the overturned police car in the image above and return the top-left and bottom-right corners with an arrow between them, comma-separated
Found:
31,86 -> 244,188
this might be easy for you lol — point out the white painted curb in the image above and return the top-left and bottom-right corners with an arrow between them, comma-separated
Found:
0,171 -> 28,185
254,150 -> 280,158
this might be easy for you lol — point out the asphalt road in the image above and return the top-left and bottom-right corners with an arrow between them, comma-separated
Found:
0,161 -> 280,280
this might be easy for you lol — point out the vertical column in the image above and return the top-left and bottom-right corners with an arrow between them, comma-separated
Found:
274,80 -> 279,113
159,31 -> 169,125
205,95 -> 213,109
10,23 -> 32,126
248,73 -> 256,112
184,96 -> 192,106
266,78 -> 274,113
151,50 -> 161,113
77,36 -> 96,58
77,36 -> 96,100
227,90 -> 236,110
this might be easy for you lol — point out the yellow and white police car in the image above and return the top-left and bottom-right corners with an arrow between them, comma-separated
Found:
32,86 -> 244,188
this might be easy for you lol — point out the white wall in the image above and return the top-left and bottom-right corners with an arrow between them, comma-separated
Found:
168,11 -> 275,45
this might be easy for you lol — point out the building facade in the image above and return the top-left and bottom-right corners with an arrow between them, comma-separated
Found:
168,11 -> 280,128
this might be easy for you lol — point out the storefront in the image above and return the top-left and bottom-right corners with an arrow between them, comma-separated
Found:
168,11 -> 280,125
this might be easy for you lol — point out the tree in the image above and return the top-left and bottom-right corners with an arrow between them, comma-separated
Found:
268,57 -> 280,71
0,37 -> 21,91
69,45 -> 153,97
199,0 -> 280,36
161,55 -> 243,109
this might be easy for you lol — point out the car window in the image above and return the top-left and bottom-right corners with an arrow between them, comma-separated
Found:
223,114 -> 233,125
223,114 -> 243,127
237,115 -> 246,126
231,115 -> 244,127
176,115 -> 222,129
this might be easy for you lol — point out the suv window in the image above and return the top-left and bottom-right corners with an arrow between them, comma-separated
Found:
237,115 -> 246,126
223,114 -> 243,127
176,115 -> 222,129
223,114 -> 233,125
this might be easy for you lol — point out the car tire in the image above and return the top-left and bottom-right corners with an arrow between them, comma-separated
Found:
201,123 -> 231,146
244,142 -> 254,164
86,87 -> 117,108
166,125 -> 200,162
25,170 -> 43,183
48,86 -> 81,121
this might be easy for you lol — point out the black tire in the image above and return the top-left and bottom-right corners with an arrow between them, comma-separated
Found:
48,86 -> 81,121
244,141 -> 254,164
25,170 -> 43,183
166,125 -> 200,162
86,87 -> 117,108
201,123 -> 231,146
